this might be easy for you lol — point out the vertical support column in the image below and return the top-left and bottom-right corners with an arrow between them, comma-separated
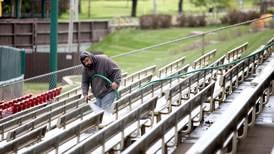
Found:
41,0 -> 46,18
202,33 -> 205,56
15,0 -> 21,18
30,0 -> 33,17
152,0 -> 157,15
77,22 -> 80,53
33,22 -> 38,53
49,0 -> 58,89
11,0 -> 15,17
88,0 -> 91,17
74,0 -> 79,20
20,49 -> 26,75
12,23 -> 16,47
68,0 -> 74,53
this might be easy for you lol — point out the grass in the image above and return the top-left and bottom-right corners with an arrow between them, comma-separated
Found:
59,0 -> 257,20
90,26 -> 274,74
24,83 -> 79,95
24,83 -> 52,95
60,0 -> 200,20
23,25 -> 273,94
22,25 -> 273,94
90,26 -> 223,55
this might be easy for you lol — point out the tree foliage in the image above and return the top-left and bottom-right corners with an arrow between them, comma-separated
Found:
190,0 -> 233,9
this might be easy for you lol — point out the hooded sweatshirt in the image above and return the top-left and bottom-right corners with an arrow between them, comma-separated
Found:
80,51 -> 121,98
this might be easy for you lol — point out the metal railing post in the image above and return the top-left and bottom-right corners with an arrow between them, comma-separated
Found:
202,33 -> 205,56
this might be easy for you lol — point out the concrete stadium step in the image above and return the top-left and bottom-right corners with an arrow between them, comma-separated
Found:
237,124 -> 274,154
237,94 -> 274,154
175,53 -> 274,154
175,85 -> 246,153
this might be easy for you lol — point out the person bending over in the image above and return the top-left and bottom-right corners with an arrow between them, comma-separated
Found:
80,51 -> 121,110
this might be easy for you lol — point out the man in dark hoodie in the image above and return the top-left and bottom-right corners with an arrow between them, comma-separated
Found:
80,51 -> 121,110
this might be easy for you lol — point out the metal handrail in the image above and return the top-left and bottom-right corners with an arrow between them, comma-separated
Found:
0,15 -> 272,90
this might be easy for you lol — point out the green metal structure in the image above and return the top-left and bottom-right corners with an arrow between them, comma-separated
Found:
15,0 -> 21,18
49,0 -> 58,89
41,0 -> 46,18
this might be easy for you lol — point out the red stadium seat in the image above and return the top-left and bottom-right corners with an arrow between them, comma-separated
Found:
12,104 -> 18,113
39,96 -> 44,104
57,87 -> 62,95
44,93 -> 49,102
29,99 -> 34,107
24,99 -> 29,108
33,97 -> 38,106
53,89 -> 57,97
41,94 -> 46,103
23,101 -> 28,109
8,102 -> 13,107
19,102 -> 25,110
3,103 -> 9,109
49,91 -> 54,99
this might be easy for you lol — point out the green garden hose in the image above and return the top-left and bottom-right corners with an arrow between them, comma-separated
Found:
141,42 -> 273,89
91,74 -> 120,100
